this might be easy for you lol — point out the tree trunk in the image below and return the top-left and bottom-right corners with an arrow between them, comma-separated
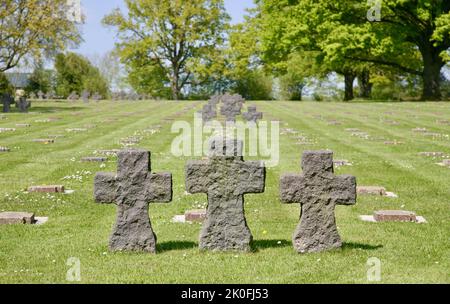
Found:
421,45 -> 444,101
344,72 -> 356,101
358,70 -> 372,99
171,74 -> 180,100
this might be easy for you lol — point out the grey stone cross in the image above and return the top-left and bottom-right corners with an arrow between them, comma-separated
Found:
186,138 -> 265,251
94,149 -> 172,253
280,151 -> 357,253
243,106 -> 263,123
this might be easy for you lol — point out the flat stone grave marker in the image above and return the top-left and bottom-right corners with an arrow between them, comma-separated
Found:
384,140 -> 404,145
81,156 -> 107,162
360,210 -> 426,223
32,139 -> 55,144
280,150 -> 357,253
345,128 -> 360,132
418,152 -> 445,157
0,128 -> 16,133
28,185 -> 65,193
437,159 -> 450,167
66,128 -> 88,133
96,149 -> 120,156
16,123 -> 31,127
94,149 -> 173,253
185,209 -> 207,222
186,137 -> 265,252
0,147 -> 10,152
412,127 -> 427,133
334,159 -> 352,167
357,186 -> 397,197
0,212 -> 35,225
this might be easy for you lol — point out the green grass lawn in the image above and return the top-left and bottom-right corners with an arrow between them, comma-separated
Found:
0,100 -> 449,283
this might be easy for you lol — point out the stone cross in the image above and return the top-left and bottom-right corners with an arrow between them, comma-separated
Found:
37,91 -> 44,100
243,106 -> 263,123
17,97 -> 30,113
81,90 -> 90,103
1,93 -> 13,113
280,150 -> 357,253
94,149 -> 172,253
200,103 -> 217,122
185,138 -> 265,251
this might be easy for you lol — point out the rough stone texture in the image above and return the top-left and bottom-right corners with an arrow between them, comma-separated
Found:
280,150 -> 357,253
185,138 -> 265,252
94,149 -> 173,253
81,90 -> 90,103
185,209 -> 207,222
1,93 -> 14,113
220,94 -> 244,122
357,186 -> 387,196
243,106 -> 263,123
199,103 -> 217,122
373,210 -> 416,222
0,212 -> 35,225
28,185 -> 65,193
17,97 -> 30,113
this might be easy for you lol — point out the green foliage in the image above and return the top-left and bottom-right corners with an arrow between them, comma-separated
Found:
103,0 -> 230,100
231,69 -> 273,100
26,63 -> 54,94
0,72 -> 13,95
54,53 -> 109,98
0,0 -> 82,72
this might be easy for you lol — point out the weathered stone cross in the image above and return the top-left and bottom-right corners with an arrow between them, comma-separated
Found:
280,150 -> 357,253
186,138 -> 265,251
243,106 -> 263,123
94,149 -> 172,253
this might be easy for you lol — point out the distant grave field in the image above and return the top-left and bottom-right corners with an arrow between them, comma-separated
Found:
0,100 -> 448,283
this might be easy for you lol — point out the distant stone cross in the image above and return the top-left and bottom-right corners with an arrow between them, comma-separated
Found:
94,149 -> 172,253
243,106 -> 263,123
186,138 -> 265,251
280,151 -> 357,253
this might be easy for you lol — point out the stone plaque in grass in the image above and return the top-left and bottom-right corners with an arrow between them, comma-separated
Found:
97,149 -> 120,156
412,127 -> 427,133
185,209 -> 207,222
66,128 -> 88,133
16,123 -> 31,127
0,128 -> 16,132
0,147 -> 10,152
418,152 -> 445,157
373,210 -> 416,222
81,157 -> 107,162
384,141 -> 404,145
28,185 -> 65,193
357,186 -> 386,196
32,139 -> 54,144
0,212 -> 35,225
333,160 -> 351,167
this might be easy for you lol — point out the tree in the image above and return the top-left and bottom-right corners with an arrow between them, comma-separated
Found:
0,72 -> 13,95
103,0 -> 229,100
88,51 -> 127,92
54,53 -> 109,98
26,62 -> 54,94
0,0 -> 82,73
256,0 -> 450,101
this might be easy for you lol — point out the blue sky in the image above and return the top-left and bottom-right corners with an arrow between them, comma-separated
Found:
73,0 -> 255,56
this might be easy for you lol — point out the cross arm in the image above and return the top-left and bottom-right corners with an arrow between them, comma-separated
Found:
185,160 -> 209,194
280,174 -> 304,204
146,172 -> 172,203
332,175 -> 357,205
239,161 -> 265,194
94,172 -> 118,204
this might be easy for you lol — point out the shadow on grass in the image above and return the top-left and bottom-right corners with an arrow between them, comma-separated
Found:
157,241 -> 197,253
342,242 -> 383,251
251,239 -> 291,252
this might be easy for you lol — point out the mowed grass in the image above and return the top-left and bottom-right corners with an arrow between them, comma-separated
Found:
0,100 -> 449,284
